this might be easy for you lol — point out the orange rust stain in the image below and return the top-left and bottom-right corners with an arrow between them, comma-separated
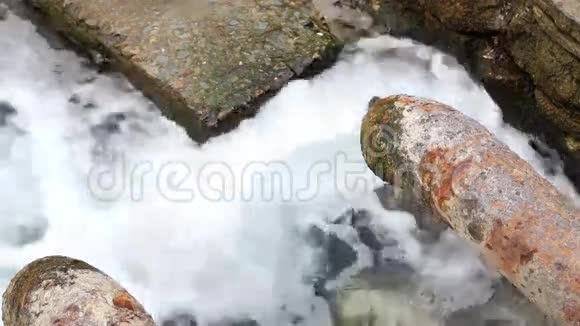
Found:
486,219 -> 538,277
392,94 -> 453,113
113,291 -> 136,311
520,248 -> 538,265
172,80 -> 184,89
417,103 -> 451,112
491,200 -> 505,209
450,158 -> 475,193
555,260 -> 580,294
394,96 -> 414,107
419,147 -> 474,211
420,148 -> 452,210
562,302 -> 580,323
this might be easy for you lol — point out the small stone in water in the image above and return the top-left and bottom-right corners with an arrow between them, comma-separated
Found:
304,224 -> 325,247
356,226 -> 384,251
313,277 -> 330,299
484,320 -> 515,326
101,121 -> 121,134
68,94 -> 81,104
90,120 -> 121,138
289,314 -> 304,325
207,318 -> 258,326
0,3 -> 8,20
326,233 -> 357,279
14,219 -> 49,246
0,101 -> 17,126
106,112 -> 127,123
161,313 -> 197,326
350,209 -> 372,226
77,75 -> 97,84
52,64 -> 64,75
83,102 -> 98,110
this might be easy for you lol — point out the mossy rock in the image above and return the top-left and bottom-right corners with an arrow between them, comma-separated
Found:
29,0 -> 341,142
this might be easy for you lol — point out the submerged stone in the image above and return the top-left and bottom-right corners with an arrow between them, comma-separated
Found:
326,232 -> 358,279
29,0 -> 340,143
162,313 -> 197,326
0,101 -> 17,126
331,263 -> 439,326
209,318 -> 259,326
0,3 -> 8,20
305,224 -> 358,280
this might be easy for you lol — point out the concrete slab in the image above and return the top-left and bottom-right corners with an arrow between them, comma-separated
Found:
29,0 -> 340,142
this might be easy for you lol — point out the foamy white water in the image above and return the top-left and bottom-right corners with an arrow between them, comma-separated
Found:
0,10 -> 575,325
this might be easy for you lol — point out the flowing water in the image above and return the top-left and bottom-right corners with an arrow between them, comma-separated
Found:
0,6 -> 576,326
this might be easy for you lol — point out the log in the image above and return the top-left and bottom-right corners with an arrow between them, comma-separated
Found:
2,256 -> 156,326
360,95 -> 580,325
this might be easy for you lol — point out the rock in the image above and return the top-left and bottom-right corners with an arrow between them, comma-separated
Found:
0,3 -> 8,20
305,224 -> 358,280
10,217 -> 48,247
444,279 -> 557,326
2,256 -> 156,326
330,263 -> 439,326
209,318 -> 259,326
161,312 -> 197,326
0,101 -> 17,126
313,0 -> 375,42
354,226 -> 384,251
350,0 -> 580,190
420,0 -> 514,33
326,232 -> 358,279
331,260 -> 555,326
361,95 -> 580,325
28,0 -> 341,143
67,94 -> 81,104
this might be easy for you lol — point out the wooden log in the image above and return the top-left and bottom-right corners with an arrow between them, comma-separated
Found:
360,95 -> 580,325
2,256 -> 156,326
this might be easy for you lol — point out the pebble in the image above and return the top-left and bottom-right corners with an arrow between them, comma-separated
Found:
77,75 -> 98,84
0,101 -> 17,126
0,3 -> 8,20
68,94 -> 81,104
13,218 -> 48,247
356,226 -> 384,251
326,232 -> 357,280
83,102 -> 98,110
161,313 -> 197,326
210,318 -> 259,326
90,116 -> 122,139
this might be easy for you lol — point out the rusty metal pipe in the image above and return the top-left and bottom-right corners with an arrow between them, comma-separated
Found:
361,95 -> 579,325
2,256 -> 157,326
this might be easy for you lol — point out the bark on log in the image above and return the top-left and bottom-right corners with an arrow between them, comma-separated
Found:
2,256 -> 157,326
361,95 -> 580,325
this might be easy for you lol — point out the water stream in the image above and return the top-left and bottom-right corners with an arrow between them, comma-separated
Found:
0,7 -> 576,326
